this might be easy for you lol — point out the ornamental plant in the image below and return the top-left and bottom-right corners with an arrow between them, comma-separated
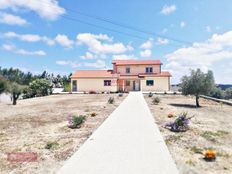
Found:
67,115 -> 86,128
164,112 -> 194,132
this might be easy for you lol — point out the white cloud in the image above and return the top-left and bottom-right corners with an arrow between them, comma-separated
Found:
180,21 -> 186,28
140,38 -> 153,49
156,38 -> 169,45
56,60 -> 79,68
56,59 -> 107,69
0,12 -> 27,25
56,60 -> 69,65
80,52 -> 95,60
165,30 -> 232,84
161,5 -> 176,15
0,0 -> 65,20
83,60 -> 106,69
140,49 -> 152,57
2,43 -> 46,56
16,49 -> 46,56
77,33 -> 129,54
55,34 -> 74,48
2,43 -> 15,51
3,32 -> 55,45
206,26 -> 212,33
112,54 -> 137,60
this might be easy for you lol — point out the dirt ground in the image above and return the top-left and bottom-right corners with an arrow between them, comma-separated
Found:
145,94 -> 232,174
0,94 -> 126,174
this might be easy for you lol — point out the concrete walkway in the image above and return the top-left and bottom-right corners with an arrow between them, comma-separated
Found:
57,92 -> 179,174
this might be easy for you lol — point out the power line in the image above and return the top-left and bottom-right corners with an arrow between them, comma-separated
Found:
34,0 -> 191,46
61,15 -> 148,40
66,8 -> 192,45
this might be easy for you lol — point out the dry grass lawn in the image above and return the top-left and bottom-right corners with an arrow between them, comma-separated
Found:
0,94 -> 126,174
145,94 -> 232,174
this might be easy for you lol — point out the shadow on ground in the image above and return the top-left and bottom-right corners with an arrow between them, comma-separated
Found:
168,103 -> 200,108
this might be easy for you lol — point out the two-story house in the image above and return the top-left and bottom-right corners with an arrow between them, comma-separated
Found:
70,59 -> 171,92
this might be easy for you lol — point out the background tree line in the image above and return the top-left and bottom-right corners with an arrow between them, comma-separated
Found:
0,67 -> 71,105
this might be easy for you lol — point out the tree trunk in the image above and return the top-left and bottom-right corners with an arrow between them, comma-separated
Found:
12,93 -> 18,105
196,95 -> 200,107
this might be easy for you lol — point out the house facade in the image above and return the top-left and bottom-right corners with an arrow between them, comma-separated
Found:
71,59 -> 171,92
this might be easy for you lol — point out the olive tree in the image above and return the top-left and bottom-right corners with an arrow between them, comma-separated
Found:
8,82 -> 26,105
181,69 -> 215,107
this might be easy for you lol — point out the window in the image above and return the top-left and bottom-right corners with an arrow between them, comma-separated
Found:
126,67 -> 130,73
126,80 -> 130,86
146,80 -> 154,86
104,80 -> 111,86
145,67 -> 153,73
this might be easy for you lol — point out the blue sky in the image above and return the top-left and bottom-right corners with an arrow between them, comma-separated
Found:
0,0 -> 232,84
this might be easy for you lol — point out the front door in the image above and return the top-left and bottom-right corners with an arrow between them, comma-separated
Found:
133,81 -> 140,91
72,80 -> 77,92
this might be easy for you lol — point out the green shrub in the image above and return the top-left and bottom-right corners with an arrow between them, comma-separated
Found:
73,115 -> 86,127
45,142 -> 59,150
210,87 -> 224,99
63,83 -> 71,92
28,79 -> 52,97
67,115 -> 86,128
108,97 -> 115,104
152,96 -> 160,105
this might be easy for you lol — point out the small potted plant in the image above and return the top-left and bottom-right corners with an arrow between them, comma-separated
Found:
204,150 -> 216,161
91,112 -> 97,117
148,92 -> 153,97
168,113 -> 174,118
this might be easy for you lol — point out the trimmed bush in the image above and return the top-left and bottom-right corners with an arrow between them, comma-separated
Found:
152,96 -> 160,105
108,97 -> 115,104
67,115 -> 86,128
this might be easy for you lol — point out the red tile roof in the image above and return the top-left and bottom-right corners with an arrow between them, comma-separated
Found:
139,71 -> 171,77
71,70 -> 118,78
112,59 -> 162,65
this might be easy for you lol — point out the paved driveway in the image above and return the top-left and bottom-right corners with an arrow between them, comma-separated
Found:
57,92 -> 179,174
